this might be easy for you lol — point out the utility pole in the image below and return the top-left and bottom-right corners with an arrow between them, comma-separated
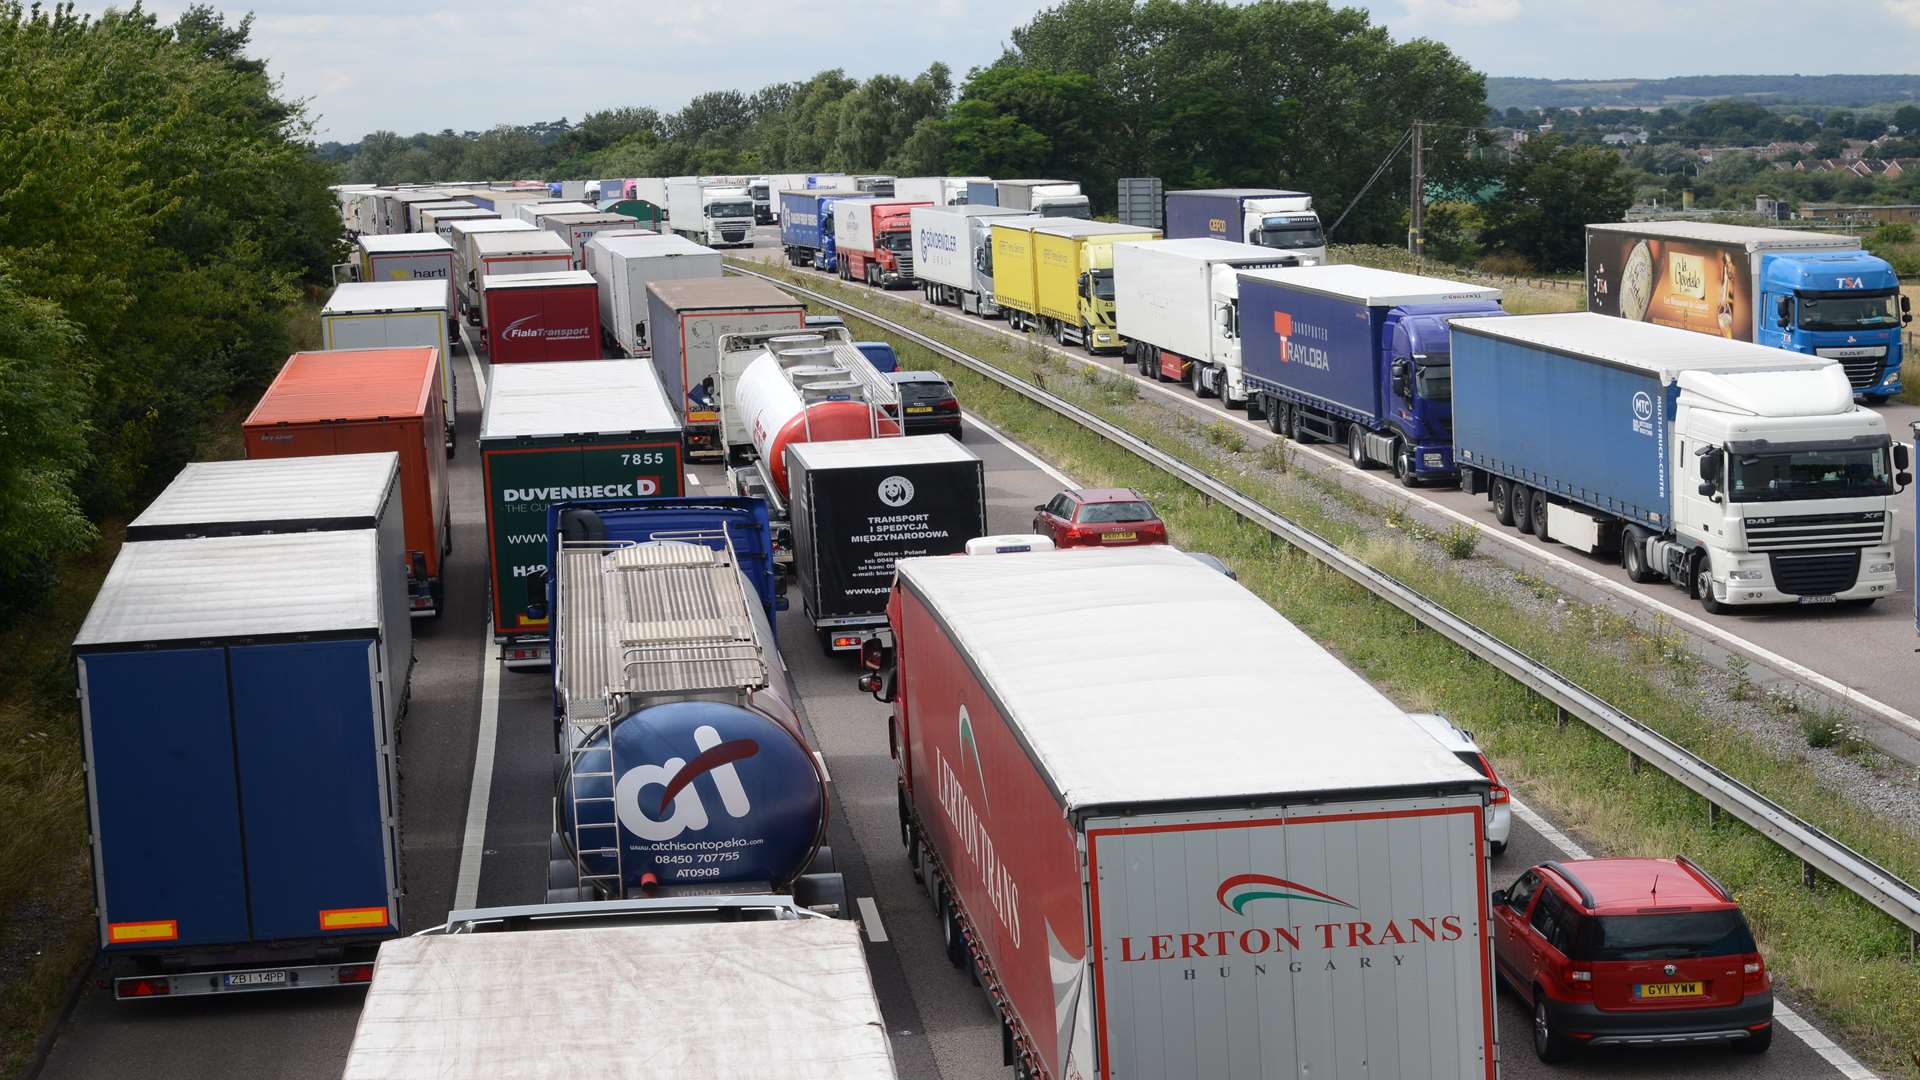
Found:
1408,120 -> 1425,259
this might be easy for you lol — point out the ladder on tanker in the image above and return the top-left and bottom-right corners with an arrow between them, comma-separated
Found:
553,527 -> 770,899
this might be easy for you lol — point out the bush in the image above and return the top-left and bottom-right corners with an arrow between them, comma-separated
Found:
1439,523 -> 1480,560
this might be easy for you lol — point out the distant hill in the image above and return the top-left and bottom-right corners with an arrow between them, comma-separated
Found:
1487,75 -> 1920,111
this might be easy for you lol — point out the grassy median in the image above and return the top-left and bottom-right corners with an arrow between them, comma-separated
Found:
738,258 -> 1920,1077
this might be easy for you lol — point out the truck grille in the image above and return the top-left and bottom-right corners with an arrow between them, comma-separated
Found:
1744,511 -> 1885,551
720,228 -> 747,243
895,253 -> 914,276
1768,550 -> 1861,596
1816,346 -> 1887,389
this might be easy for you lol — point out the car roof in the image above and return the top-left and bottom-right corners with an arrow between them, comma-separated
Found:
1543,858 -> 1731,913
887,370 -> 947,383
1070,487 -> 1147,503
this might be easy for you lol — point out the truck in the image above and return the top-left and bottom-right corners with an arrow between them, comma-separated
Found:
382,190 -> 454,235
348,234 -> 456,322
1452,312 -> 1910,610
583,231 -> 722,357
1586,221 -> 1910,401
478,359 -> 684,667
778,190 -> 858,270
862,543 -> 1496,1080
535,211 -> 644,268
991,218 -> 1161,351
480,270 -> 602,363
759,173 -> 856,223
127,453 -> 414,718
244,348 -> 451,616
630,177 -> 670,214
402,199 -> 475,233
1236,265 -> 1505,482
449,218 -> 536,317
893,176 -> 987,208
465,230 -> 573,328
646,277 -> 807,455
519,200 -> 597,227
76,530 -> 405,1000
967,178 -> 1089,217
668,178 -> 756,247
833,197 -> 930,288
1164,188 -> 1327,265
909,204 -> 1033,316
1114,237 -> 1302,409
320,282 -> 455,454
420,205 -> 495,244
788,436 -> 985,654
342,898 -> 895,1079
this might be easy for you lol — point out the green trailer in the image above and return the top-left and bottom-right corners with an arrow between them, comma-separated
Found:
601,200 -> 665,230
479,359 -> 684,667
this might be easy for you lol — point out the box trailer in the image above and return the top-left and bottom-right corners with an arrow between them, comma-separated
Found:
993,219 -> 1160,352
1164,188 -> 1327,265
449,218 -> 537,316
352,233 -> 456,320
1236,265 -> 1504,481
480,270 -> 601,363
320,281 -> 455,455
974,179 -> 1089,217
833,198 -> 930,288
1113,237 -> 1300,408
788,436 -> 984,653
467,230 -> 573,327
537,211 -> 645,268
382,190 -> 452,235
1451,312 -> 1905,610
910,204 -> 1035,316
128,453 -> 413,718
1586,221 -> 1907,399
343,903 -> 897,1079
478,359 -> 684,667
583,231 -> 723,357
244,348 -> 451,616
519,200 -> 597,226
75,532 -> 403,1000
421,206 -> 495,244
646,277 -> 806,455
402,199 -> 476,234
870,544 -> 1495,1080
893,176 -> 987,208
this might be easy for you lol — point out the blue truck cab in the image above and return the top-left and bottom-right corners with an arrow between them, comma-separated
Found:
1759,251 -> 1907,399
1238,266 -> 1504,483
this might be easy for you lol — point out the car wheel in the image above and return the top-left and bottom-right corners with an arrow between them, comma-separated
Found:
1529,488 -> 1551,539
1532,994 -> 1575,1063
1733,1023 -> 1773,1054
1692,554 -> 1725,615
1622,524 -> 1660,583
1491,478 -> 1514,526
1510,484 -> 1533,534
1347,424 -> 1370,469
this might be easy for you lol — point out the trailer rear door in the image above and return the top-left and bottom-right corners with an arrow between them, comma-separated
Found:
1087,796 -> 1494,1080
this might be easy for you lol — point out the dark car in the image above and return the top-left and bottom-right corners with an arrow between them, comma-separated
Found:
1031,488 -> 1168,548
888,370 -> 961,438
1493,857 -> 1772,1062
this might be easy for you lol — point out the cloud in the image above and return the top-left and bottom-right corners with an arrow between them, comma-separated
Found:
1885,0 -> 1920,28
1398,0 -> 1524,24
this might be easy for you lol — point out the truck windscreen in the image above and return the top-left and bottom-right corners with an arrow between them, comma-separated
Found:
1041,201 -> 1090,218
708,201 -> 753,219
1257,219 -> 1325,249
879,232 -> 913,253
1414,360 -> 1450,399
1090,271 -> 1115,301
1729,445 -> 1892,502
1798,292 -> 1900,331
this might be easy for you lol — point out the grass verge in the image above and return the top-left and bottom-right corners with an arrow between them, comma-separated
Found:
739,258 -> 1920,1076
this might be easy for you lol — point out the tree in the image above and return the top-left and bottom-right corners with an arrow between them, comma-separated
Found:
944,67 -> 1104,180
1481,135 -> 1632,271
1893,105 -> 1920,135
0,269 -> 94,613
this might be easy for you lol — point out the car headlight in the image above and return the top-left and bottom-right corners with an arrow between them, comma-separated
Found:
1867,560 -> 1895,575
1727,568 -> 1764,581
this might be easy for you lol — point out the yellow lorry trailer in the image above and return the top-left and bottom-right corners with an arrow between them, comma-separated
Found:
991,219 -> 1159,353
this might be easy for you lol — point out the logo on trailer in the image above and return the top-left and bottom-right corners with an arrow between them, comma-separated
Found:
615,724 -> 757,841
1632,390 -> 1656,437
1217,873 -> 1357,915
1270,311 -> 1331,371
958,705 -> 988,810
1208,217 -> 1228,234
878,474 -> 916,508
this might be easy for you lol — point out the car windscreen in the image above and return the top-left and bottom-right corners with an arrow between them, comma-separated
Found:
1576,909 -> 1756,961
1077,501 -> 1155,524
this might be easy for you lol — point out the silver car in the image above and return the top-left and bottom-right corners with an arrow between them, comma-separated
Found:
1408,712 -> 1512,856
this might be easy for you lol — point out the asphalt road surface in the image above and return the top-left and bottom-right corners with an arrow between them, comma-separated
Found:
32,255 -> 1868,1080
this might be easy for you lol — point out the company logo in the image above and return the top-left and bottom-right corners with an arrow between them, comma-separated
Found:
1271,310 -> 1331,371
958,704 -> 988,810
615,724 -> 755,841
501,481 -> 659,502
1208,217 -> 1228,234
1837,275 -> 1866,289
1217,874 -> 1357,916
937,705 -> 1021,945
878,474 -> 916,507
1669,252 -> 1707,299
503,313 -> 592,342
1631,390 -> 1656,437
922,228 -> 959,253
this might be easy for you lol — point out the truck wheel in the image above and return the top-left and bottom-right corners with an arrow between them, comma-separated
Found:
1511,484 -> 1534,535
795,872 -> 849,918
1691,554 -> 1725,615
942,891 -> 967,967
1492,478 -> 1515,525
1529,489 -> 1551,539
1290,406 -> 1315,444
1191,362 -> 1211,398
1347,425 -> 1371,469
1621,525 -> 1659,583
1266,399 -> 1287,434
1394,444 -> 1419,488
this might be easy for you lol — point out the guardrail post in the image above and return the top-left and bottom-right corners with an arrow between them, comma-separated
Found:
1555,705 -> 1569,731
1802,860 -> 1817,889
1707,802 -> 1720,828
1627,751 -> 1641,774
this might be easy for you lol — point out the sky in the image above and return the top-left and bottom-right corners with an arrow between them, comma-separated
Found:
77,0 -> 1920,141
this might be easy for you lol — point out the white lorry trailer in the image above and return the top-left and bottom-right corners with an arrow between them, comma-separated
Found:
1112,237 -> 1300,409
582,231 -> 722,357
893,176 -> 987,208
910,204 -> 1035,317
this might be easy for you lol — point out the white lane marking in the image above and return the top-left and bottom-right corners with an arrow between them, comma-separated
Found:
966,413 -> 1076,487
857,896 -> 888,943
1510,795 -> 1876,1077
686,470 -> 700,488
453,619 -> 503,912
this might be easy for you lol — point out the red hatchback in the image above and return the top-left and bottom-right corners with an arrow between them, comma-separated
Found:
1493,857 -> 1772,1062
1032,488 -> 1167,548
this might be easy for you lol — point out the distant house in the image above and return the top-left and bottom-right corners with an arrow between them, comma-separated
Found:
1601,130 -> 1649,146
1798,202 -> 1920,225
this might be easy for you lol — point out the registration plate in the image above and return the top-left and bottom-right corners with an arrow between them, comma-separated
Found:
1797,595 -> 1838,605
224,970 -> 289,988
1101,532 -> 1137,543
1635,981 -> 1703,999
906,405 -> 933,414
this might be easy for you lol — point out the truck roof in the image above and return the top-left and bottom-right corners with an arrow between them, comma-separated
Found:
538,212 -> 635,226
911,204 -> 1033,222
471,230 -> 571,256
480,359 -> 681,441
788,433 -> 976,469
448,218 -> 536,238
324,280 -> 448,314
1450,312 -> 1833,378
480,269 -> 597,291
1168,187 -> 1310,198
528,201 -> 600,218
895,545 -> 1483,811
1588,220 -> 1861,251
357,232 -> 454,254
129,454 -> 397,537
246,348 -> 438,426
1240,264 -> 1501,306
1031,219 -> 1161,240
1119,236 -> 1291,263
647,276 -> 799,312
75,532 -> 380,649
589,231 -> 702,255
342,919 -> 896,1080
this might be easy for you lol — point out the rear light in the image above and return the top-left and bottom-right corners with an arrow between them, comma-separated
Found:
935,397 -> 959,413
1569,970 -> 1591,982
339,964 -> 374,985
1743,959 -> 1769,990
118,978 -> 171,998
831,634 -> 861,650
1475,753 -> 1511,804
1566,969 -> 1594,998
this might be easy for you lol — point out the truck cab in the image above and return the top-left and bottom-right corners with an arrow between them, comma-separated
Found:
1241,195 -> 1327,264
747,176 -> 773,224
701,186 -> 755,246
1758,252 -> 1909,400
1383,304 -> 1488,475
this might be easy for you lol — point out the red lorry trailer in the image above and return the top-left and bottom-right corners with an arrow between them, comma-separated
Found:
871,544 -> 1496,1080
481,270 -> 601,363
833,198 -> 929,289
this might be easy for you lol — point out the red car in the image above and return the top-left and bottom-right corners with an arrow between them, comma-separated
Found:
1031,488 -> 1167,548
1493,857 -> 1772,1062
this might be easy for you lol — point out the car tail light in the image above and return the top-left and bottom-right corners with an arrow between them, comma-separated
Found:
118,978 -> 170,998
1474,753 -> 1511,804
1569,970 -> 1591,982
1566,969 -> 1594,997
1743,959 -> 1768,990
935,397 -> 959,413
1144,522 -> 1168,542
339,964 -> 374,985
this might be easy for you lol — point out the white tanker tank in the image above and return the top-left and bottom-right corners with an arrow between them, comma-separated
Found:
725,334 -> 902,501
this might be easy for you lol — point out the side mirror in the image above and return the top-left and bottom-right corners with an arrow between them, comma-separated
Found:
1491,888 -> 1508,906
1697,481 -> 1718,497
1902,295 -> 1912,314
1034,504 -> 1047,513
1898,472 -> 1913,488
1776,295 -> 1792,327
1895,443 -> 1910,471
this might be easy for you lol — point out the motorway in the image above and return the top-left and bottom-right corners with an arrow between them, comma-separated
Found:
31,228 -> 1871,1080
732,230 -> 1920,758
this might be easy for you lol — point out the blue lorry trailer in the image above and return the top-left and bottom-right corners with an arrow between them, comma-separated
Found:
1237,265 -> 1504,484
779,191 -> 858,271
74,532 -> 402,999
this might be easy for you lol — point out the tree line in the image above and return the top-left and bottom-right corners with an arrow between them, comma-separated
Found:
0,1 -> 339,615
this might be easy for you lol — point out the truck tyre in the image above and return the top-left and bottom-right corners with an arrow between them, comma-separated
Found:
1290,406 -> 1315,444
1691,554 -> 1725,615
1529,489 -> 1551,539
1347,425 -> 1370,469
795,872 -> 849,918
1394,444 -> 1418,487
1491,478 -> 1515,526
1511,484 -> 1534,535
1532,993 -> 1575,1063
942,891 -> 967,967
1622,526 -> 1660,583
1266,399 -> 1287,434
1191,362 -> 1212,398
